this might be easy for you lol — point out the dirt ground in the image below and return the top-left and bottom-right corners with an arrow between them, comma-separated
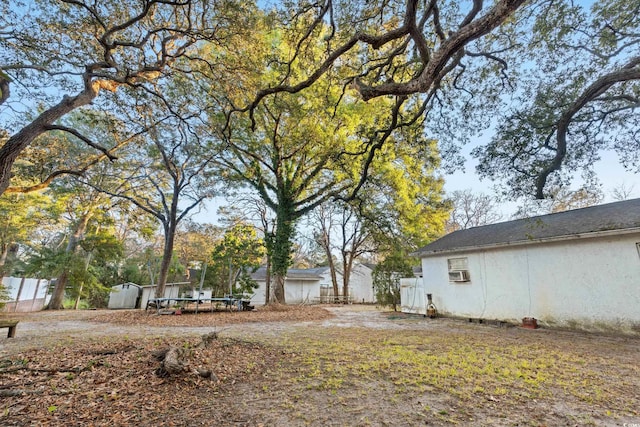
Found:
1,305 -> 639,426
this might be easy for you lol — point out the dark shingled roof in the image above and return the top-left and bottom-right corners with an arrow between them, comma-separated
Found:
251,267 -> 328,281
414,198 -> 640,257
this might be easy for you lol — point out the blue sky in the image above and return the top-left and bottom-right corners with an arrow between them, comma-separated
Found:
443,142 -> 639,218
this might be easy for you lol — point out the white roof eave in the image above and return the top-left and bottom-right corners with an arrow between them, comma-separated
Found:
414,227 -> 640,258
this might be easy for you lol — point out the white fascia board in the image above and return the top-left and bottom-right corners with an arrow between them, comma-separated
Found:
415,227 -> 640,258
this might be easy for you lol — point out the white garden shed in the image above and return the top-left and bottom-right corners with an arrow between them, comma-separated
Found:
108,283 -> 142,309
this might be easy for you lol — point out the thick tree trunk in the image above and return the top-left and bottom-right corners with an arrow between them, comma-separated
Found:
48,270 -> 69,310
327,255 -> 339,303
155,225 -> 176,298
47,213 -> 92,310
342,254 -> 355,304
155,184 -> 181,299
318,229 -> 339,302
271,202 -> 296,304
264,255 -> 272,305
273,274 -> 285,304
342,267 -> 350,304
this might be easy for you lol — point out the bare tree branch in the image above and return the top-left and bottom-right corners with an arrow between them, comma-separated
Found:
44,125 -> 118,161
354,0 -> 525,100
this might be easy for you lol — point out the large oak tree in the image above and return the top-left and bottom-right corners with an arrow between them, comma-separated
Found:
475,0 -> 640,198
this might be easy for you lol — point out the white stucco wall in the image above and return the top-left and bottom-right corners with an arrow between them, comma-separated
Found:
248,280 -> 267,305
421,233 -> 640,332
284,280 -> 320,304
249,279 -> 324,305
348,264 -> 375,303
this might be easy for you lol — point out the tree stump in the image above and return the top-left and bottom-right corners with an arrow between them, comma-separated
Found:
153,347 -> 186,377
163,348 -> 185,374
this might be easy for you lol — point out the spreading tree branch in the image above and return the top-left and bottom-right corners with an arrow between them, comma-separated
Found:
535,57 -> 640,198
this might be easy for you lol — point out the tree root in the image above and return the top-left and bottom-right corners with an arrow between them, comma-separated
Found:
153,347 -> 186,377
0,388 -> 72,397
0,365 -> 88,374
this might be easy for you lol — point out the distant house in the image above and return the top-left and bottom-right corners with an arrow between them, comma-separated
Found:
249,267 -> 335,305
348,263 -> 376,303
405,198 -> 640,333
249,263 -> 375,305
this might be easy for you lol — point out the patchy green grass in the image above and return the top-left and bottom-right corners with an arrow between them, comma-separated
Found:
2,308 -> 639,426
275,327 -> 640,425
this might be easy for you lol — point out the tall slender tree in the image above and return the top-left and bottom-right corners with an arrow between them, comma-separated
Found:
31,176 -> 115,309
90,117 -> 221,298
309,135 -> 449,300
310,203 -> 343,301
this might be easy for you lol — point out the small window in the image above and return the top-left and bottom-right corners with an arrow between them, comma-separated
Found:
447,257 -> 470,282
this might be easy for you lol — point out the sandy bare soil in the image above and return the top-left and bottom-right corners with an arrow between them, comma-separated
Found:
0,305 -> 336,356
1,305 -> 639,426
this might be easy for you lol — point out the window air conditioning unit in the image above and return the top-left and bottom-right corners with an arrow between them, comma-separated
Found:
448,270 -> 470,282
